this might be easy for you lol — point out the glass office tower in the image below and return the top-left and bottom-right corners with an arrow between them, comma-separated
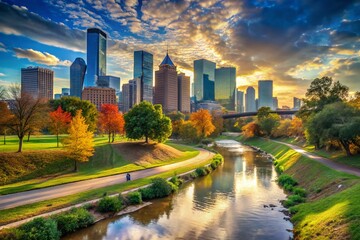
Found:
245,86 -> 256,112
85,28 -> 107,87
258,80 -> 274,109
134,50 -> 153,103
237,90 -> 244,113
215,67 -> 236,111
70,57 -> 87,98
194,59 -> 216,101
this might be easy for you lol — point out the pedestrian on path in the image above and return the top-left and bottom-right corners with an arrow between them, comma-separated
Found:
126,173 -> 131,181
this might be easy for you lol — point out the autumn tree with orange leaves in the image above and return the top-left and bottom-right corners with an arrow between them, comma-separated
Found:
49,106 -> 72,147
98,104 -> 125,143
190,109 -> 215,138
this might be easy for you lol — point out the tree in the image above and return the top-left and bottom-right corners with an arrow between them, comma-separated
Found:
190,109 -> 215,138
98,104 -> 125,143
0,101 -> 13,144
242,122 -> 260,138
289,117 -> 304,138
50,96 -> 98,131
306,102 -> 360,155
211,111 -> 224,137
179,121 -> 199,143
257,107 -> 280,136
167,111 -> 185,139
272,119 -> 292,138
63,110 -> 94,171
49,106 -> 71,147
7,85 -> 47,152
124,101 -> 172,143
298,76 -> 349,121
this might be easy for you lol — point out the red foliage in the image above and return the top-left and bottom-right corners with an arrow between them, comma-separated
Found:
98,104 -> 125,142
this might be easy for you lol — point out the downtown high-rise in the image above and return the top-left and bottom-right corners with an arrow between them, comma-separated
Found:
84,28 -> 107,87
245,86 -> 256,112
134,50 -> 153,103
178,73 -> 190,113
70,57 -> 86,98
194,59 -> 216,101
258,80 -> 273,109
21,67 -> 53,100
215,67 -> 236,111
237,90 -> 244,113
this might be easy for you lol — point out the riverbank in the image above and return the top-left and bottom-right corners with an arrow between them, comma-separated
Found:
239,136 -> 360,239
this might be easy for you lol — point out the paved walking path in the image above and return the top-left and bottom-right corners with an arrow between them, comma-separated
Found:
0,148 -> 214,210
272,140 -> 360,177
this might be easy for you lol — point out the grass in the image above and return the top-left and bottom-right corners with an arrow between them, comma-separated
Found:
0,152 -> 214,226
0,135 -> 199,195
238,136 -> 360,240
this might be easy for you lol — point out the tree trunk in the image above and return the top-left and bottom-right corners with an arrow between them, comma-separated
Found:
145,135 -> 148,143
27,131 -> 31,142
111,132 -> 115,143
56,133 -> 59,147
18,136 -> 24,152
74,160 -> 78,172
340,140 -> 352,156
108,132 -> 111,143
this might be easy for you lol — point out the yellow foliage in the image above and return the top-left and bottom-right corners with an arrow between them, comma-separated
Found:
190,109 -> 215,138
63,110 -> 94,165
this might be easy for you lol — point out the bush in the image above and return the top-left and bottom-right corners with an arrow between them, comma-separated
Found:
167,181 -> 179,193
150,178 -> 172,198
20,217 -> 60,240
72,208 -> 94,229
127,191 -> 142,205
169,176 -> 183,186
54,208 -> 94,236
0,228 -> 24,240
283,183 -> 294,192
283,194 -> 306,208
139,187 -> 155,200
201,138 -> 213,145
277,174 -> 297,187
97,196 -> 122,213
293,187 -> 307,197
195,167 -> 208,177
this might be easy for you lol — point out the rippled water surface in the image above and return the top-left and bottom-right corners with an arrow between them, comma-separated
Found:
63,141 -> 293,240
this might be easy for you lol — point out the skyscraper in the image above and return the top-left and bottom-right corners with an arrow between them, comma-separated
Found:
70,57 -> 87,98
85,28 -> 107,87
178,72 -> 190,113
258,80 -> 273,109
121,78 -> 141,112
215,67 -> 236,111
293,97 -> 302,109
98,75 -> 121,102
82,87 -> 116,110
194,59 -> 216,101
62,88 -> 70,96
154,52 -> 178,112
21,67 -> 53,100
245,86 -> 256,112
273,97 -> 279,110
237,90 -> 244,113
134,50 -> 153,103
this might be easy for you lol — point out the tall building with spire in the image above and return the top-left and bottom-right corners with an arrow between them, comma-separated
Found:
84,28 -> 107,87
134,50 -> 153,103
70,57 -> 86,98
154,52 -> 178,113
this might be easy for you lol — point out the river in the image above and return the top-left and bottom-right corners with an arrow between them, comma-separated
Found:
63,140 -> 293,240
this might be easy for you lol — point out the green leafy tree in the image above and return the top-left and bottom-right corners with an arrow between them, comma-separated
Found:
50,96 -> 98,131
306,102 -> 360,155
257,107 -> 280,136
124,101 -> 172,143
298,76 -> 349,121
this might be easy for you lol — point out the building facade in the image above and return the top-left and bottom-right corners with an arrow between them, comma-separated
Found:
237,90 -> 244,113
258,80 -> 273,109
98,75 -> 121,102
85,28 -> 107,87
121,78 -> 141,112
215,67 -> 236,111
82,87 -> 116,110
21,67 -> 54,100
178,72 -> 190,113
154,53 -> 178,113
62,88 -> 70,96
134,50 -> 153,103
245,86 -> 256,112
194,59 -> 216,101
70,57 -> 87,98
293,97 -> 302,110
273,97 -> 279,110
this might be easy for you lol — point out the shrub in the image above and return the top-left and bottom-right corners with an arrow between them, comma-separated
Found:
167,181 -> 179,193
150,178 -> 172,198
277,174 -> 297,187
283,194 -> 305,208
201,138 -> 213,145
54,214 -> 78,235
127,191 -> 142,205
97,196 -> 122,213
0,228 -> 24,240
20,217 -> 60,240
139,187 -> 155,200
169,176 -> 183,186
71,208 -> 94,229
195,167 -> 208,177
293,187 -> 307,197
283,183 -> 294,192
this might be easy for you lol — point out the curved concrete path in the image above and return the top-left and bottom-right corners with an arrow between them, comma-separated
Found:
0,148 -> 214,210
272,140 -> 360,177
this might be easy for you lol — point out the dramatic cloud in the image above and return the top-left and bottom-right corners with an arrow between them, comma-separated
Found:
13,48 -> 72,66
0,73 -> 5,77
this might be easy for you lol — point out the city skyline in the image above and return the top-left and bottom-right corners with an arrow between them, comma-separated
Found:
0,1 -> 359,107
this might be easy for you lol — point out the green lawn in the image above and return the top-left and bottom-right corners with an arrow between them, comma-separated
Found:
0,135 -> 199,195
238,136 -> 360,239
0,152 -> 215,226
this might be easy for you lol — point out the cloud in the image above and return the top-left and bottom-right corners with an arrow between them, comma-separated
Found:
0,2 -> 85,52
0,73 -> 5,77
13,48 -> 72,66
0,42 -> 7,52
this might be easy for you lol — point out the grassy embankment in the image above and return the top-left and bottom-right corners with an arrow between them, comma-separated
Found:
0,135 -> 199,195
276,137 -> 360,169
0,148 -> 214,226
238,136 -> 360,240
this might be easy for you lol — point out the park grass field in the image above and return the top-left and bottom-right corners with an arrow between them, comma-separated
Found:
0,135 -> 199,195
238,136 -> 360,240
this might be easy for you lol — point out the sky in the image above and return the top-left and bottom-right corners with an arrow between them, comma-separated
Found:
0,0 -> 359,107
